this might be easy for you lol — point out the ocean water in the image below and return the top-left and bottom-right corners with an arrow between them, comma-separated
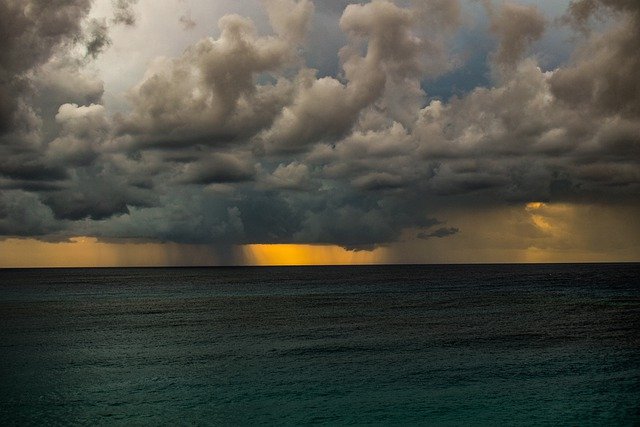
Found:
0,264 -> 638,425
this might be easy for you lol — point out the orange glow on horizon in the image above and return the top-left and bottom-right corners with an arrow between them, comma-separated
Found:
242,244 -> 388,266
0,237 -> 388,268
524,201 -> 574,235
0,237 -> 219,268
1,200 -> 638,268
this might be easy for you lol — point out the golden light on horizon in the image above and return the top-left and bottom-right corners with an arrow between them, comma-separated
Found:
242,244 -> 388,266
1,200 -> 638,268
527,203 -> 553,232
0,237 -> 389,268
521,202 -> 587,262
0,237 -> 222,268
524,201 -> 574,234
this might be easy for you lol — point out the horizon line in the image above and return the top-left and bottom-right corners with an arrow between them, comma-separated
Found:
1,261 -> 638,270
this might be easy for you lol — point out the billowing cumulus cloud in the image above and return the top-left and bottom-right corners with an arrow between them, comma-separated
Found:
484,1 -> 546,72
118,12 -> 302,150
263,0 -> 314,44
0,0 -> 638,259
551,0 -> 640,118
0,0 -> 92,133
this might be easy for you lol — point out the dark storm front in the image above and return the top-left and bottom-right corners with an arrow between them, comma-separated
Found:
0,264 -> 639,424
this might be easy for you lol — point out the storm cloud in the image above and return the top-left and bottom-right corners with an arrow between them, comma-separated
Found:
0,0 -> 638,254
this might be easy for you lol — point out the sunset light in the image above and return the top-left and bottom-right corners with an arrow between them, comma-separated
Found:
242,244 -> 388,266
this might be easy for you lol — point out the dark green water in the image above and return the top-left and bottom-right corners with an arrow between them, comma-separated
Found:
1,264 -> 639,425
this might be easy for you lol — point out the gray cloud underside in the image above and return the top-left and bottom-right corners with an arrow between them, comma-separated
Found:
0,0 -> 639,250
417,227 -> 460,240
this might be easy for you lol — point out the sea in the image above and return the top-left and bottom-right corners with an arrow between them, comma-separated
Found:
0,263 -> 638,425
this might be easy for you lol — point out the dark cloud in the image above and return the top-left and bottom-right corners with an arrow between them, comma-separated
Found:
551,0 -> 640,118
44,191 -> 130,221
47,103 -> 109,166
0,0 -> 638,254
0,159 -> 68,182
178,154 -> 256,185
417,227 -> 460,239
0,190 -> 62,237
0,0 -> 92,133
42,171 -> 157,221
259,162 -> 315,191
0,179 -> 64,192
85,18 -> 111,58
32,58 -> 104,118
0,0 -> 92,76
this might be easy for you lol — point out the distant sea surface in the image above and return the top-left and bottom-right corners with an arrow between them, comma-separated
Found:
1,264 -> 639,425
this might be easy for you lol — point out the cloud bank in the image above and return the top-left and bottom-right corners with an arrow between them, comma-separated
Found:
0,0 -> 638,256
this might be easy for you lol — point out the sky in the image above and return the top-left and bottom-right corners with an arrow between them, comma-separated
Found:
0,0 -> 639,267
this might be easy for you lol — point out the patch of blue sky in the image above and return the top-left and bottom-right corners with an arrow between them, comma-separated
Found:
422,25 -> 493,101
423,0 -> 576,101
304,8 -> 348,78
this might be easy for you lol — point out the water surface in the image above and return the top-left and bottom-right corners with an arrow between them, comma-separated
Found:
1,264 -> 639,424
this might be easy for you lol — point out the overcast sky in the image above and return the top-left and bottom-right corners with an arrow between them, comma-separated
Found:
0,0 -> 638,266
